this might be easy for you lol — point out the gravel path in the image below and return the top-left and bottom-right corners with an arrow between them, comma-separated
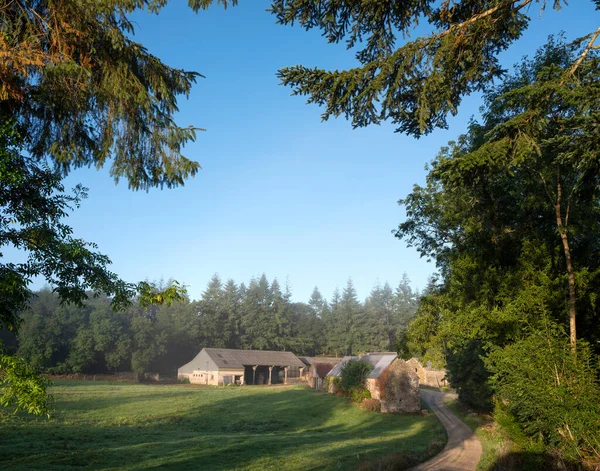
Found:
410,389 -> 482,471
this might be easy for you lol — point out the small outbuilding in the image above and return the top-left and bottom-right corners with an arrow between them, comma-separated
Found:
178,348 -> 305,386
299,357 -> 340,389
326,352 -> 420,413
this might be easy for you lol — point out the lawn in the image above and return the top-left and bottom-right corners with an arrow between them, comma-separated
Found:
0,381 -> 445,470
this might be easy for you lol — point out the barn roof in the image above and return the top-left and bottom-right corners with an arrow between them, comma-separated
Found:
326,353 -> 398,379
204,348 -> 305,369
315,363 -> 335,378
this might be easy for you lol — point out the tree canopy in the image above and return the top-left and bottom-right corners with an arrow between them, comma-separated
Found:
14,274 -> 419,378
396,39 -> 600,465
272,0 -> 600,136
1,0 -> 226,415
1,0 -> 238,191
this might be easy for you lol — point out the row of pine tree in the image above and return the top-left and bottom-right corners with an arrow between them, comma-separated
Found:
10,274 -> 419,376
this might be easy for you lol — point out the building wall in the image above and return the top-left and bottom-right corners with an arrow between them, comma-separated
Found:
178,349 -> 219,380
189,368 -> 219,385
218,368 -> 245,386
423,369 -> 448,388
406,358 -> 448,388
379,358 -> 420,413
366,378 -> 381,400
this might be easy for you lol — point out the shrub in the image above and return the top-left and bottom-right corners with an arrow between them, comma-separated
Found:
361,398 -> 381,412
487,327 -> 600,467
445,339 -> 493,411
349,386 -> 371,403
340,359 -> 372,391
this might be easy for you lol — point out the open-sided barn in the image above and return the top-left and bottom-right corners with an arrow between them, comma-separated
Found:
178,348 -> 305,386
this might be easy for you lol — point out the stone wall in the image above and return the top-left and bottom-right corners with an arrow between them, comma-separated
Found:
407,357 -> 448,388
379,359 -> 420,413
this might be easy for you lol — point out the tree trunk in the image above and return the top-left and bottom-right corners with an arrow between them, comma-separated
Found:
555,179 -> 577,348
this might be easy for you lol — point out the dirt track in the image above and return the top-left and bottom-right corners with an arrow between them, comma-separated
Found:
410,389 -> 482,471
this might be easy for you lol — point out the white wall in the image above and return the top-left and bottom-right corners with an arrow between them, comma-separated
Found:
178,349 -> 218,379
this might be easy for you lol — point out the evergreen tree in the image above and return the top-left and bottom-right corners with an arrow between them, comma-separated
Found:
395,38 -> 600,462
272,0 -> 600,136
197,274 -> 228,348
364,282 -> 395,351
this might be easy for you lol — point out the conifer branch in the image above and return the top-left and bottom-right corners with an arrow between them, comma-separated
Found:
565,26 -> 600,79
439,0 -> 534,39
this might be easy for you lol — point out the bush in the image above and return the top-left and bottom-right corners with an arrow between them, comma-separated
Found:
487,327 -> 600,467
340,359 -> 372,391
361,398 -> 381,412
445,340 -> 493,411
349,386 -> 371,403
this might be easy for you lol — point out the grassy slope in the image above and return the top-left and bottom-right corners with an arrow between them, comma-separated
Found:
0,381 -> 445,471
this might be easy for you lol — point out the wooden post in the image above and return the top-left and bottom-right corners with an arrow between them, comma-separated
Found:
284,366 -> 288,385
268,366 -> 273,385
252,365 -> 258,385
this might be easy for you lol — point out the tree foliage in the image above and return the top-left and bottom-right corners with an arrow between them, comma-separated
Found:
395,39 -> 600,464
271,0 -> 600,136
1,0 -> 238,190
340,358 -> 372,392
15,274 -> 419,380
1,0 -> 220,416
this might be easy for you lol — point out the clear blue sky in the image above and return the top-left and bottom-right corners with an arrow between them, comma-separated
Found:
49,1 -> 598,303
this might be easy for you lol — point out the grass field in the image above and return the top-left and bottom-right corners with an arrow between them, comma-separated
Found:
0,381 -> 445,470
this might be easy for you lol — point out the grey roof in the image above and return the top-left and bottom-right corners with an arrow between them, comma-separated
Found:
326,353 -> 398,379
363,354 -> 397,378
204,348 -> 305,369
299,356 -> 343,366
326,356 -> 353,377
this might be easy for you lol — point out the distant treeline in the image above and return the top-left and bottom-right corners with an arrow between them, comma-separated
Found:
11,274 -> 419,376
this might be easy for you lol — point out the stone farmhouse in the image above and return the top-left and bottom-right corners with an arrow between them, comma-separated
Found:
327,353 -> 420,413
178,348 -> 305,386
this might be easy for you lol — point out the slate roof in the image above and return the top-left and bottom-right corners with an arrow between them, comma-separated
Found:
204,348 -> 305,369
326,356 -> 353,377
326,353 -> 398,379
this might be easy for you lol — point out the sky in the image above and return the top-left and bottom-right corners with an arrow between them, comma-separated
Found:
32,1 -> 598,303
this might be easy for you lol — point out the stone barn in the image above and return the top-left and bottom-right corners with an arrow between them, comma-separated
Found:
326,353 -> 420,413
406,357 -> 448,388
178,348 -> 305,386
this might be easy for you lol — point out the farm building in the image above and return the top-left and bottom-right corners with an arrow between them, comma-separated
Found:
178,348 -> 305,386
299,357 -> 340,389
327,353 -> 420,413
406,357 -> 448,388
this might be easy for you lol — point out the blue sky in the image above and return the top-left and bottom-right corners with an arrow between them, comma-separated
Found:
49,1 -> 598,303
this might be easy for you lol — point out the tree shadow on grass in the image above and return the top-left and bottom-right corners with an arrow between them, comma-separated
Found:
1,385 -> 445,471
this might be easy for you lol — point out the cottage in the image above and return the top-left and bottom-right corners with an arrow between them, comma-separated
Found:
326,352 -> 420,413
178,348 -> 305,386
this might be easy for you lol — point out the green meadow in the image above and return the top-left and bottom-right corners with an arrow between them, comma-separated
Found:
0,381 -> 445,470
